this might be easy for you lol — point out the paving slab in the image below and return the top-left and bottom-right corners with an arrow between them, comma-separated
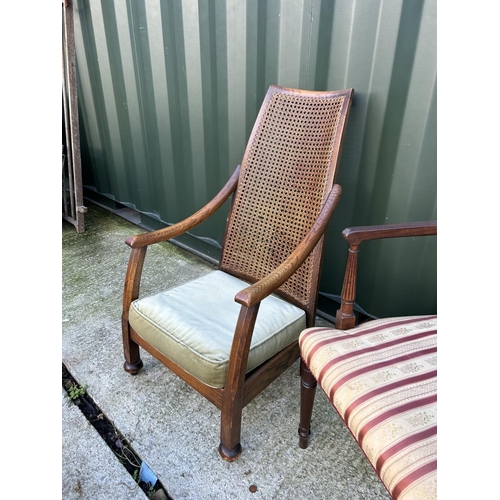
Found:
62,388 -> 146,499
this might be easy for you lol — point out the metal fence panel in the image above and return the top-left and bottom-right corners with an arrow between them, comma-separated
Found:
72,0 -> 436,318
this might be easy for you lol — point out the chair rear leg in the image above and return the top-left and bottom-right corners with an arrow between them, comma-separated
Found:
122,317 -> 143,375
298,357 -> 317,449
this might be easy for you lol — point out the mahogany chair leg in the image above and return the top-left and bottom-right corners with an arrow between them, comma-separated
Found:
122,319 -> 143,375
298,357 -> 317,449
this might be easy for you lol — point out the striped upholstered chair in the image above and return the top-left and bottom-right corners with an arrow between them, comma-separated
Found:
298,221 -> 437,500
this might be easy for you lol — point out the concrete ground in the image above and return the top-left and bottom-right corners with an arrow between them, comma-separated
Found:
62,202 -> 391,500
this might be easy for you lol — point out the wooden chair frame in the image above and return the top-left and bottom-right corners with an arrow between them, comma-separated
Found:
121,86 -> 354,460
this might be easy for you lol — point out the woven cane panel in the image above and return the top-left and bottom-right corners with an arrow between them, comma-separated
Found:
221,91 -> 346,307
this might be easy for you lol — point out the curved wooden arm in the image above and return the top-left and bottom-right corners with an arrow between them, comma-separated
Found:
221,185 -> 342,455
122,166 -> 240,326
125,165 -> 241,248
235,184 -> 343,308
122,246 -> 148,333
336,220 -> 437,329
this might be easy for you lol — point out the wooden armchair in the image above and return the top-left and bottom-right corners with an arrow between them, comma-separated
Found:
298,221 -> 437,499
122,85 -> 354,460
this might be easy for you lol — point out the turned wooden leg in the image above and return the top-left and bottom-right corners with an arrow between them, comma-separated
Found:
122,316 -> 143,375
298,357 -> 317,449
335,244 -> 359,330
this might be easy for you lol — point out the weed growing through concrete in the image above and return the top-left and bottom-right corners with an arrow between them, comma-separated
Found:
68,382 -> 87,400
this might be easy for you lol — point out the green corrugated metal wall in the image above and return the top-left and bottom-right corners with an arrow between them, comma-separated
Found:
73,0 -> 437,318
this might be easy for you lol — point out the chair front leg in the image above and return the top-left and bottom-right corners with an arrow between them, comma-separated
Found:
219,304 -> 260,461
122,318 -> 144,375
122,247 -> 147,375
298,357 -> 317,449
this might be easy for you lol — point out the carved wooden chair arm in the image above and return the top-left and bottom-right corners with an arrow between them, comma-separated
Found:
235,184 -> 343,308
125,165 -> 241,249
336,220 -> 437,330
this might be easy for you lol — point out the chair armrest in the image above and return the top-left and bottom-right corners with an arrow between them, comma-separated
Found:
336,220 -> 437,329
125,165 -> 241,249
342,221 -> 437,246
122,165 -> 240,321
235,184 -> 342,308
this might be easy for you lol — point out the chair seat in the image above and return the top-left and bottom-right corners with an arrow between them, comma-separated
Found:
129,270 -> 306,388
299,315 -> 437,500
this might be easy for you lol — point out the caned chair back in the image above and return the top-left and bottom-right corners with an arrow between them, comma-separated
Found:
220,86 -> 353,316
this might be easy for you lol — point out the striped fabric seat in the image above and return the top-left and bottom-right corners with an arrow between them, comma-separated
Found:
299,315 -> 437,500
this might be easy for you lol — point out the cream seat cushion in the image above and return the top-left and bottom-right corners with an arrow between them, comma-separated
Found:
129,270 -> 306,388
